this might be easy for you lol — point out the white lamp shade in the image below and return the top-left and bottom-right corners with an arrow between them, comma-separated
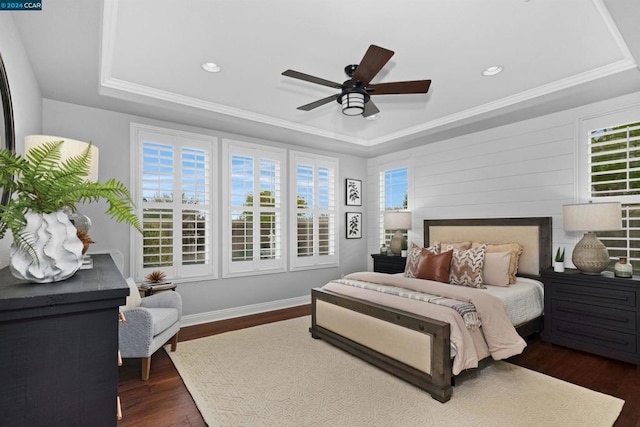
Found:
25,135 -> 99,182
384,211 -> 412,230
563,202 -> 622,232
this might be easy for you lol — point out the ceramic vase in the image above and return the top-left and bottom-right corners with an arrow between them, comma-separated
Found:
9,210 -> 84,283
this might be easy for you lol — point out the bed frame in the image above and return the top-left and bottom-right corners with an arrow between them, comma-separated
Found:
310,217 -> 552,402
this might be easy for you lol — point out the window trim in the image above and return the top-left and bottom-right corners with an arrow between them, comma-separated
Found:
289,150 -> 339,271
221,138 -> 287,278
378,161 -> 411,248
130,123 -> 218,283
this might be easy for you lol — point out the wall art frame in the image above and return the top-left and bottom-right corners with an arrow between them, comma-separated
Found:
345,178 -> 362,206
346,212 -> 362,239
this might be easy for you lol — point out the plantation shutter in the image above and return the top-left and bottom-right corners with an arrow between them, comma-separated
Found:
380,166 -> 409,247
589,121 -> 640,267
290,151 -> 338,270
133,124 -> 216,282
222,140 -> 285,277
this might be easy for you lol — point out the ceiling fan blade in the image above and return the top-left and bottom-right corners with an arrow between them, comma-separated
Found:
349,45 -> 394,87
282,70 -> 343,89
367,80 -> 432,95
362,100 -> 380,117
297,94 -> 340,111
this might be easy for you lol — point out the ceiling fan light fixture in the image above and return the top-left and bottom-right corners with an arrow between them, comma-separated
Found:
341,92 -> 365,116
482,65 -> 503,76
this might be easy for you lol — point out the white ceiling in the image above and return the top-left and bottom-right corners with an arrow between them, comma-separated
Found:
11,0 -> 640,156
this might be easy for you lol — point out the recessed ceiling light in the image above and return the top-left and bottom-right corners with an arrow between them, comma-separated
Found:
366,114 -> 380,121
482,65 -> 503,76
201,62 -> 221,73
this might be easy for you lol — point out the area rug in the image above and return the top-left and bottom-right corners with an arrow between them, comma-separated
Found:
167,316 -> 624,427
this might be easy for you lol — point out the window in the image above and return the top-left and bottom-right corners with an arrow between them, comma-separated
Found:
290,151 -> 338,270
379,166 -> 409,246
222,139 -> 285,277
131,124 -> 216,282
587,119 -> 640,268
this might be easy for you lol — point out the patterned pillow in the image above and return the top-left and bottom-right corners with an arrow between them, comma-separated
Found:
416,250 -> 453,283
449,244 -> 488,288
404,242 -> 439,278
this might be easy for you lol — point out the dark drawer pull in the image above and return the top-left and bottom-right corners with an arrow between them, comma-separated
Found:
557,326 -> 630,346
556,287 -> 630,303
557,306 -> 630,324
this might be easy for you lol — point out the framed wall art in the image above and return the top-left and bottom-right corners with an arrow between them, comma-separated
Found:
345,178 -> 362,206
346,212 -> 362,239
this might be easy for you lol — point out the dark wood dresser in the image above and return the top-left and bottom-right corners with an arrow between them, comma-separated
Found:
541,268 -> 640,365
0,254 -> 129,426
371,254 -> 406,274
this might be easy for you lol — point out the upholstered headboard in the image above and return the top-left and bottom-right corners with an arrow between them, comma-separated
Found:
423,217 -> 552,277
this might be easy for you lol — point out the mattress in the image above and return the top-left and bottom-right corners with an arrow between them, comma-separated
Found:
482,277 -> 544,326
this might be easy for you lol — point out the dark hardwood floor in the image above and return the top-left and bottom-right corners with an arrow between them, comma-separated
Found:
118,306 -> 640,426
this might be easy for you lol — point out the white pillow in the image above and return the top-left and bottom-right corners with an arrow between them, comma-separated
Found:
120,277 -> 142,310
483,252 -> 511,287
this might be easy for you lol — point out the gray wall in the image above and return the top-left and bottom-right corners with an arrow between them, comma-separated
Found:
0,14 -> 42,268
42,99 -> 368,318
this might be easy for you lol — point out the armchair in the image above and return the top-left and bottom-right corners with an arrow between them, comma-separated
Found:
119,278 -> 182,380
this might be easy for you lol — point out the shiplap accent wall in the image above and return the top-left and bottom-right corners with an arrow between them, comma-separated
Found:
366,91 -> 640,271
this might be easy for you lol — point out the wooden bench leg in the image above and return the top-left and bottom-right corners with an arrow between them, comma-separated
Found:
170,332 -> 179,352
141,357 -> 151,381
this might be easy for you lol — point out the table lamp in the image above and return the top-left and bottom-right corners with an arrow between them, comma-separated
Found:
384,211 -> 411,256
563,202 -> 621,275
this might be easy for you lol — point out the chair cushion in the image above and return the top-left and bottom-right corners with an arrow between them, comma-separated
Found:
146,307 -> 179,336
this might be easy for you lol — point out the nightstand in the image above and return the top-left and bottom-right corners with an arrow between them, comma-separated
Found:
371,254 -> 406,274
541,268 -> 640,365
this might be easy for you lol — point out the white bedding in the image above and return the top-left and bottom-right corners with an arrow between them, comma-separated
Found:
483,277 -> 544,326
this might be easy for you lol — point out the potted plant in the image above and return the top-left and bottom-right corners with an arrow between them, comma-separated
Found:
0,139 -> 141,282
554,247 -> 565,272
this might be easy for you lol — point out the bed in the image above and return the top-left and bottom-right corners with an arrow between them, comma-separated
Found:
310,217 -> 552,402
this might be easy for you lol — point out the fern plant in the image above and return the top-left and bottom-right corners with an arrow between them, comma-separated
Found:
0,140 -> 141,256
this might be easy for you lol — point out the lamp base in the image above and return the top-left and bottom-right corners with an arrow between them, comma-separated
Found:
390,230 -> 405,256
572,232 -> 610,275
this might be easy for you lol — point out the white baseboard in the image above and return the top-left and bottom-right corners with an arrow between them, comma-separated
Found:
181,295 -> 311,327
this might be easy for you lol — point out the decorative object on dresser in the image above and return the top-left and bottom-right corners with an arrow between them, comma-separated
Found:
614,257 -> 633,278
563,202 -> 621,275
0,136 -> 141,283
345,178 -> 362,206
542,268 -> 640,365
0,254 -> 129,426
0,52 -> 15,207
554,247 -> 565,272
371,253 -> 406,273
384,210 -> 411,255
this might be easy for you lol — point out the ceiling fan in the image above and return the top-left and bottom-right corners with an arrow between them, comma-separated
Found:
282,44 -> 431,118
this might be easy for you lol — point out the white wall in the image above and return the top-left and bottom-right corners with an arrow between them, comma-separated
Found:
0,14 -> 42,268
367,90 -> 640,270
42,99 -> 368,318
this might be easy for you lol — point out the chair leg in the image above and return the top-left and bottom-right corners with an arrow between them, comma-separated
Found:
170,331 -> 179,352
141,357 -> 151,381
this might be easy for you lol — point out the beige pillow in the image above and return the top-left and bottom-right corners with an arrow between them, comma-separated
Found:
483,251 -> 511,287
404,242 -> 439,278
472,241 -> 523,284
120,277 -> 142,311
436,241 -> 472,252
449,244 -> 487,288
